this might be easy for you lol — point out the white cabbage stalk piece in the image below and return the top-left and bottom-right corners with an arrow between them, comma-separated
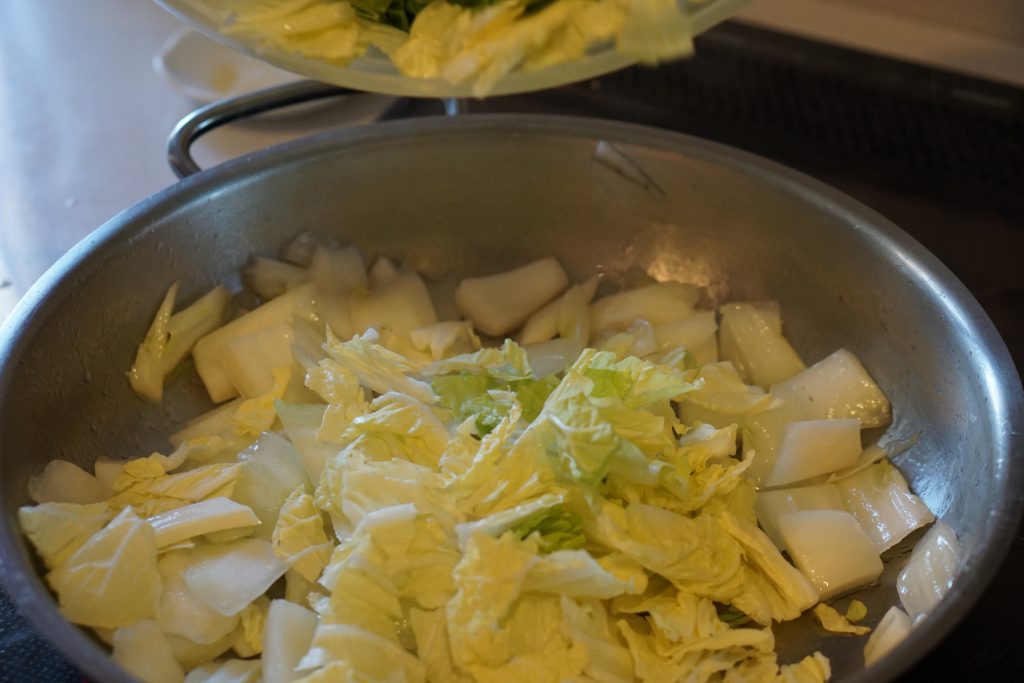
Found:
771,349 -> 891,427
129,283 -> 230,404
28,460 -> 105,505
275,402 -> 336,481
112,619 -> 185,683
455,257 -> 569,336
222,319 -> 322,398
184,658 -> 261,683
897,520 -> 961,622
262,600 -> 319,683
755,484 -> 845,549
310,244 -> 367,341
156,551 -> 240,645
350,270 -> 438,335
243,257 -> 310,300
718,301 -> 806,389
518,277 -> 598,345
589,281 -> 700,332
764,419 -> 863,488
170,399 -> 244,447
368,256 -> 399,287
182,538 -> 289,617
864,606 -> 913,666
93,458 -> 125,498
652,310 -> 719,366
147,497 -> 259,549
838,460 -> 935,554
193,284 -> 318,403
233,433 -> 310,540
777,509 -> 883,599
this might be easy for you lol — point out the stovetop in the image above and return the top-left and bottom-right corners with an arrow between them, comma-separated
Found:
1,20 -> 1022,683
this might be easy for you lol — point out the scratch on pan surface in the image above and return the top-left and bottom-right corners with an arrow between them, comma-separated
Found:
593,141 -> 667,199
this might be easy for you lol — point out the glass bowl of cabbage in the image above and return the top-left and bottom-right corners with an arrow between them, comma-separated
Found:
153,0 -> 749,97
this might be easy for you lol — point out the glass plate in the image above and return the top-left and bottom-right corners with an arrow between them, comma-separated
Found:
153,0 -> 750,98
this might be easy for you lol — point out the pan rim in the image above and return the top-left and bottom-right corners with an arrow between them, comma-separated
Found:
1,114 -> 1020,683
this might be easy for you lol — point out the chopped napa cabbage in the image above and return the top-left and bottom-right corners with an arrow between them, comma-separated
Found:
27,459 -> 106,505
233,431 -> 310,540
111,619 -> 185,683
182,538 -> 289,617
297,623 -> 427,682
25,256 -> 937,680
812,603 -> 871,635
846,599 -> 868,623
560,597 -> 634,683
863,606 -> 912,666
445,531 -> 536,668
431,370 -> 559,435
147,497 -> 258,549
424,338 -> 533,381
320,504 -> 460,619
838,458 -> 935,554
107,454 -> 241,517
262,599 -> 319,683
590,281 -> 700,333
233,595 -> 270,657
273,486 -> 334,583
323,328 -> 435,403
157,550 -> 240,645
338,391 -> 450,468
508,503 -> 587,553
453,257 -> 569,336
231,365 -> 293,436
243,256 -> 310,300
169,399 -> 245,447
276,401 -> 339,481
719,512 -> 819,624
771,349 -> 891,428
765,419 -> 863,488
518,349 -> 696,485
447,402 -> 560,517
523,549 -> 641,599
316,449 -> 453,537
777,509 -> 883,600
677,361 -> 780,427
306,358 -> 371,444
350,269 -> 438,335
94,457 -> 125,498
167,630 -> 236,672
446,533 -> 587,680
896,519 -> 960,622
184,658 -> 261,683
409,607 -> 473,683
193,283 -> 317,403
411,320 -> 482,360
718,301 -> 806,390
293,661 -> 359,683
129,282 -> 229,404
48,507 -> 161,628
18,502 -> 113,570
454,493 -> 565,547
779,652 -> 832,683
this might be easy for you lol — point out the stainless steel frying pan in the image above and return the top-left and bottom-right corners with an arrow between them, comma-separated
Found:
1,84 -> 1021,682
